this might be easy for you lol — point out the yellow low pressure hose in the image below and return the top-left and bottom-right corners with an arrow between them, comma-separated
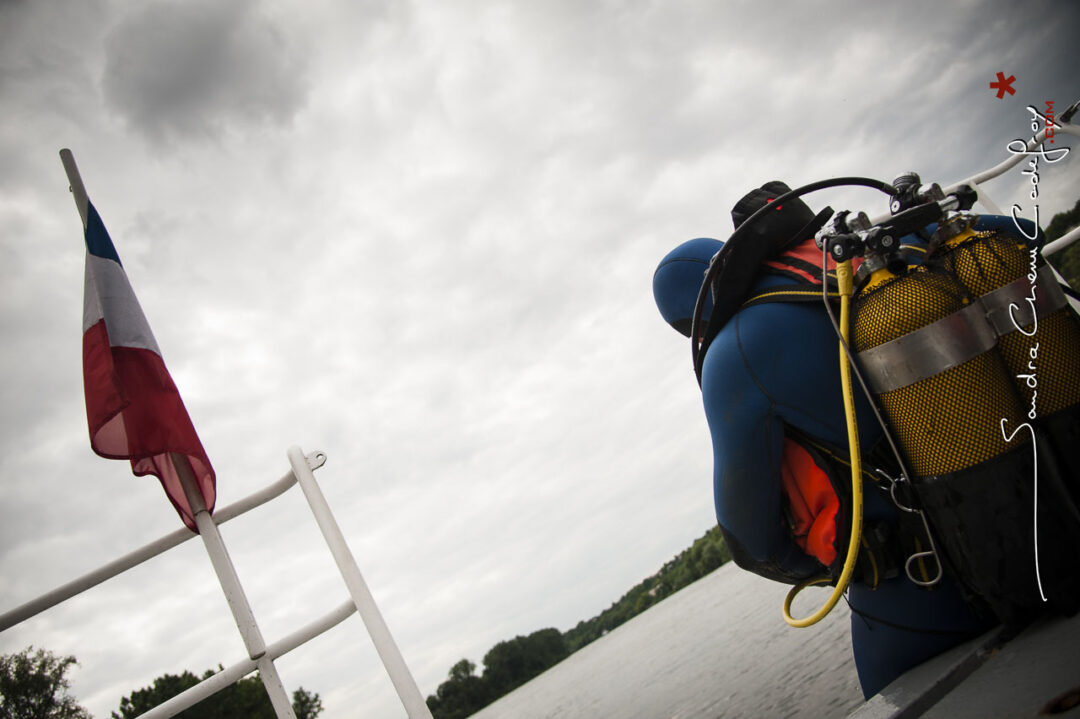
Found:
783,258 -> 864,627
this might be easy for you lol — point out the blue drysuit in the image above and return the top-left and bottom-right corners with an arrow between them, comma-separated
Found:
697,216 -> 1038,697
701,269 -> 992,697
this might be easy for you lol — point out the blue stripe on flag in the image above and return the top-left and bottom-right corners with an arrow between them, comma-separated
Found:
85,201 -> 123,265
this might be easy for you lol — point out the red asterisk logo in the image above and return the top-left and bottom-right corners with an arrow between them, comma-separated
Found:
990,72 -> 1016,99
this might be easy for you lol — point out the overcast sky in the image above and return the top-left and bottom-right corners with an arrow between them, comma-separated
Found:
2,1 -> 1079,716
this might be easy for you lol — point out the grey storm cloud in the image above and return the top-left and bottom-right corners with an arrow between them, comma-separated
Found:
101,0 -> 309,143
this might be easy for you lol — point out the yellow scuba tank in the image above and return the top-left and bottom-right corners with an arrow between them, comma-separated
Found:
934,219 -> 1080,416
851,252 -> 1028,478
933,220 -> 1080,506
851,212 -> 1080,621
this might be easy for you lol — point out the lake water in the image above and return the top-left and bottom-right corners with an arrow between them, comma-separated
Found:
472,562 -> 865,719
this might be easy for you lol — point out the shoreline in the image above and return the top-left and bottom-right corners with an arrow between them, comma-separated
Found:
471,562 -> 1080,718
472,562 -> 861,719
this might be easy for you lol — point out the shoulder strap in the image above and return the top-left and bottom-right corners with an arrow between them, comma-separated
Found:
741,285 -> 839,310
695,207 -> 833,382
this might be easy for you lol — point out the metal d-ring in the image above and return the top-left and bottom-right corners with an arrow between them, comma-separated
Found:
874,468 -> 944,587
904,510 -> 944,587
875,468 -> 916,513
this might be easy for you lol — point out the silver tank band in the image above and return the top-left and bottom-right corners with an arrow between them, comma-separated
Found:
857,264 -> 1068,393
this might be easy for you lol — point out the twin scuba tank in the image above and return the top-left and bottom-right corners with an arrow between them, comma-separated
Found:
850,205 -> 1080,622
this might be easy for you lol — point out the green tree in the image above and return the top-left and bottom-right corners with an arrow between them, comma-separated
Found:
632,591 -> 657,614
0,646 -> 91,719
1046,198 -> 1080,289
1044,198 -> 1080,242
289,689 -> 323,719
481,628 -> 569,698
426,628 -> 571,719
112,668 -> 322,719
425,659 -> 490,719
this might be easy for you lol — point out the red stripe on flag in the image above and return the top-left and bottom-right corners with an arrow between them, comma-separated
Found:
83,320 -> 216,530
82,320 -> 127,437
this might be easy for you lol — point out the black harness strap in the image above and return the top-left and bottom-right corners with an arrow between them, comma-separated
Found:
741,285 -> 840,310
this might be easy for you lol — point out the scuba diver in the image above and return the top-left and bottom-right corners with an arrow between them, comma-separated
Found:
653,180 -> 1080,698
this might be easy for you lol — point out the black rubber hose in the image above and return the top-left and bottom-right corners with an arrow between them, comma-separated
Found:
690,176 -> 896,382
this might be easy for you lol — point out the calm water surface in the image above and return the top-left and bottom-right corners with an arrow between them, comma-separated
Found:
473,562 -> 864,719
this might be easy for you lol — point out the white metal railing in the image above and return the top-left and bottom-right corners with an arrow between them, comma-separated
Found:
136,599 -> 358,719
0,448 -> 434,719
0,459 -> 308,634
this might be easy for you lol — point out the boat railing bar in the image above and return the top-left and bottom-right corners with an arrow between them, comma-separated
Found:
865,101 -> 1080,258
1,447 -> 433,719
134,599 -> 358,719
0,454 -> 318,634
1042,225 -> 1080,257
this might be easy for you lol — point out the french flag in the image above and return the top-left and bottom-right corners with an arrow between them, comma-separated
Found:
81,198 -> 216,531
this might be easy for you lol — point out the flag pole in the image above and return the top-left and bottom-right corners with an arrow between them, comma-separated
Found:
286,446 -> 434,719
59,149 -> 89,229
173,453 -> 298,719
61,150 -> 294,716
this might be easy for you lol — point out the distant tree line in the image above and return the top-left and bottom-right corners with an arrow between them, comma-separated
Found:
562,525 -> 730,652
425,629 -> 570,719
1045,197 -> 1080,288
0,646 -> 322,719
111,668 -> 322,719
426,526 -> 731,719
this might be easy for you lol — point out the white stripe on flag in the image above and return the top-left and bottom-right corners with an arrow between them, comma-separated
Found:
83,251 -> 162,354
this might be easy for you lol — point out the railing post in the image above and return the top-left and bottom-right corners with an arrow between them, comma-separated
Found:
286,446 -> 433,719
173,454 -> 297,719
